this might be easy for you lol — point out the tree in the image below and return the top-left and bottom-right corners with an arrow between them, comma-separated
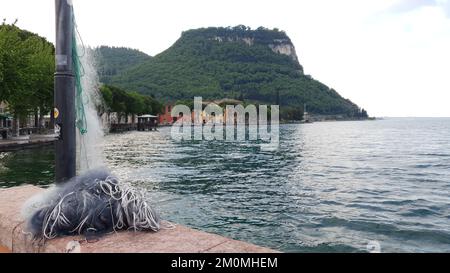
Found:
0,24 -> 54,135
25,36 -> 54,128
361,108 -> 368,118
99,85 -> 113,117
127,92 -> 145,123
99,84 -> 164,124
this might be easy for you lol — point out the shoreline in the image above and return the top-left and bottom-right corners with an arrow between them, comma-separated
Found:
0,136 -> 56,153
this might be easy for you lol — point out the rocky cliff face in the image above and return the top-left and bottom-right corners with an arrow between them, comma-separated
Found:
211,35 -> 299,63
268,39 -> 299,62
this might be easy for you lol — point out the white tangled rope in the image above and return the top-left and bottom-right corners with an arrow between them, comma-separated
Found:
99,177 -> 161,232
42,192 -> 75,239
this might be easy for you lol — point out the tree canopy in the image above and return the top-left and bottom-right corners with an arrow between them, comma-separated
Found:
95,46 -> 152,85
0,23 -> 54,118
100,84 -> 163,117
0,24 -> 164,125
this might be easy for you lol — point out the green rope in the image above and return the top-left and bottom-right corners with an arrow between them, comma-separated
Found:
72,10 -> 88,135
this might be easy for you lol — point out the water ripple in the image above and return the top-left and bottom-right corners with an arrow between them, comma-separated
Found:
2,118 -> 450,252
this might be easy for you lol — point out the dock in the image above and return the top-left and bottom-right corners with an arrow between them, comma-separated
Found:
0,135 -> 57,152
110,115 -> 158,133
0,186 -> 277,253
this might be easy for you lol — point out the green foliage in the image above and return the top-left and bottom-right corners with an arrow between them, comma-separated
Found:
0,23 -> 54,117
100,84 -> 164,117
98,84 -> 112,116
97,26 -> 367,119
281,106 -> 304,121
95,46 -> 152,84
174,99 -> 194,110
143,95 -> 164,115
127,92 -> 145,115
0,25 -> 166,124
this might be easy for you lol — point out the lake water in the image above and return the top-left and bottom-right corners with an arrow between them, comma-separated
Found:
1,118 -> 450,252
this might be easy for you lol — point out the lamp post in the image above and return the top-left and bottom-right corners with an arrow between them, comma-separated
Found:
54,0 -> 76,183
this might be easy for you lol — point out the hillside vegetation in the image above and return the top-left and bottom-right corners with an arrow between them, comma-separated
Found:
95,46 -> 152,85
97,26 -> 368,119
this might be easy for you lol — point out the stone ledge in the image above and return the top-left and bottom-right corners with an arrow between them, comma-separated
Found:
0,186 -> 278,253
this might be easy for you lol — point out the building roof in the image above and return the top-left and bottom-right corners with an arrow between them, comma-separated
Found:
138,114 -> 158,119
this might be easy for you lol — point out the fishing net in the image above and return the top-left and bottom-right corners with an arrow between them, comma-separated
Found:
22,6 -> 162,241
72,7 -> 88,135
24,168 -> 161,240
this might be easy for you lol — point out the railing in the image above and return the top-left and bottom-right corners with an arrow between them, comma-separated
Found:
19,127 -> 39,135
109,123 -> 138,133
137,122 -> 157,131
0,127 -> 48,140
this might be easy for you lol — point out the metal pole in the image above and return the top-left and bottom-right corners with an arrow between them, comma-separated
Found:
54,0 -> 76,183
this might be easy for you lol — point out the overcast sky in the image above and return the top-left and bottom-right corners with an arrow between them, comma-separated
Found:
1,0 -> 450,117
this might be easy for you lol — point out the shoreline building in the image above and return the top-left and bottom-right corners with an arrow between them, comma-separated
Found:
159,105 -> 175,125
158,99 -> 244,126
0,102 -> 12,128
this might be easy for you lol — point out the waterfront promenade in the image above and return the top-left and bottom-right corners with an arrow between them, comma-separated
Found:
0,135 -> 56,152
0,186 -> 277,253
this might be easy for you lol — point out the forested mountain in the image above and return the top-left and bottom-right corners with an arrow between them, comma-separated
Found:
96,26 -> 368,118
95,46 -> 152,84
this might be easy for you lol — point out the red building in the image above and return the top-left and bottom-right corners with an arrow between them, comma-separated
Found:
158,105 -> 175,125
